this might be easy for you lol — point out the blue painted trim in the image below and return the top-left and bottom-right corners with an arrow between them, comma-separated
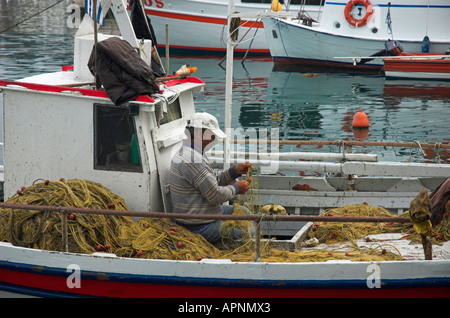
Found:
1,260 -> 449,290
0,282 -> 89,298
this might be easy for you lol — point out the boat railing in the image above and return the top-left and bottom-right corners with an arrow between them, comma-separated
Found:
0,202 -> 413,262
229,139 -> 450,152
209,139 -> 449,176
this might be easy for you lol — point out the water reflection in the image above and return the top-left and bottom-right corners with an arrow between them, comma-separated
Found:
195,59 -> 450,163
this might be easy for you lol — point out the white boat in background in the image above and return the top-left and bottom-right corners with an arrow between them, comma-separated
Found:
140,0 -> 322,56
262,0 -> 450,72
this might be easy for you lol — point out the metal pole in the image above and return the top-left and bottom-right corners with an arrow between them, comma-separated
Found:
61,211 -> 69,252
421,234 -> 433,260
224,0 -> 236,171
229,139 -> 450,149
2,202 -> 414,260
93,0 -> 100,89
254,219 -> 262,262
165,24 -> 169,75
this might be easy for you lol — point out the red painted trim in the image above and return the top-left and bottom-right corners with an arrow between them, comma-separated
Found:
0,77 -> 204,102
162,76 -> 204,86
1,268 -> 449,298
146,9 -> 264,28
384,59 -> 450,73
157,43 -> 270,54
0,81 -> 109,99
147,9 -> 224,25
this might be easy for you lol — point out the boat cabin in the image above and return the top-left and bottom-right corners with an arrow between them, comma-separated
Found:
0,0 -> 204,213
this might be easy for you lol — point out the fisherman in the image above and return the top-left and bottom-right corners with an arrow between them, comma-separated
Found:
169,112 -> 253,243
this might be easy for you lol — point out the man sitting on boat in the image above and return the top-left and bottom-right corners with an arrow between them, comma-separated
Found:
169,112 -> 253,243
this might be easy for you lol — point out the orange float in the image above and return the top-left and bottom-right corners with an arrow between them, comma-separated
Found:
352,109 -> 369,128
344,0 -> 374,27
352,109 -> 369,140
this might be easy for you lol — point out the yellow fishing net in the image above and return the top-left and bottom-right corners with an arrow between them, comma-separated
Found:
115,218 -> 222,260
0,178 -> 448,262
0,179 -> 222,260
0,179 -> 133,254
306,203 -> 409,246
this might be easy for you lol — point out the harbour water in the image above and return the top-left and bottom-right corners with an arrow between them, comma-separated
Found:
1,0 -> 449,165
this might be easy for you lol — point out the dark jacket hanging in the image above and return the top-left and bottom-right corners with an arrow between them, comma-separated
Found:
88,37 -> 160,105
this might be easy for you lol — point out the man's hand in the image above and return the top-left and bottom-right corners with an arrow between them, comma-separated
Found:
234,162 -> 252,176
236,178 -> 252,194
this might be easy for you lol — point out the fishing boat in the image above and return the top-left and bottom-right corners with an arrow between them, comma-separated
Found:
0,0 -> 450,299
384,53 -> 450,80
138,0 -> 322,56
262,0 -> 450,72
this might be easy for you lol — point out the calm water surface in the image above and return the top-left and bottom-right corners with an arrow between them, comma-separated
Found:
1,0 -> 449,164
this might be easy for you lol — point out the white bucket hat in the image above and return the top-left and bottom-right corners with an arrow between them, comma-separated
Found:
187,112 -> 227,139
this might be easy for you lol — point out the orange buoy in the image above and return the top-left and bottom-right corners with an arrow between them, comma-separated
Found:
352,109 -> 369,128
352,109 -> 369,140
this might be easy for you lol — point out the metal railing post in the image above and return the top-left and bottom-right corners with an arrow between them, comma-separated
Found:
60,211 -> 69,252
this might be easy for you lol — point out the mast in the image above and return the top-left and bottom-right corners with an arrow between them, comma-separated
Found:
224,0 -> 236,170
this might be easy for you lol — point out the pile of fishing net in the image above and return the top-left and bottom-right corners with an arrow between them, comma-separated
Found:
0,179 -> 220,260
0,179 -> 131,253
306,203 -> 410,246
217,203 -> 406,262
429,213 -> 450,243
1,179 -> 448,262
300,202 -> 449,261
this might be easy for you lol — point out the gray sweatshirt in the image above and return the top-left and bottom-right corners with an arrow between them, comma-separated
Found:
169,140 -> 239,225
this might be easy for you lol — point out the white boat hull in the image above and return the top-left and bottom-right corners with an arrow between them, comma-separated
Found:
1,242 -> 449,298
263,17 -> 388,72
142,0 -> 320,55
263,0 -> 450,71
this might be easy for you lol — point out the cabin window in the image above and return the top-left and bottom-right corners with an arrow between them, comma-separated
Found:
157,98 -> 182,125
93,104 -> 142,172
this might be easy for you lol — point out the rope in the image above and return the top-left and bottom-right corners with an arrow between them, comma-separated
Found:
408,140 -> 427,162
435,142 -> 442,164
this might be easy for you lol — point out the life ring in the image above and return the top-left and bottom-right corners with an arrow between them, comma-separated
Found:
344,0 -> 373,27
